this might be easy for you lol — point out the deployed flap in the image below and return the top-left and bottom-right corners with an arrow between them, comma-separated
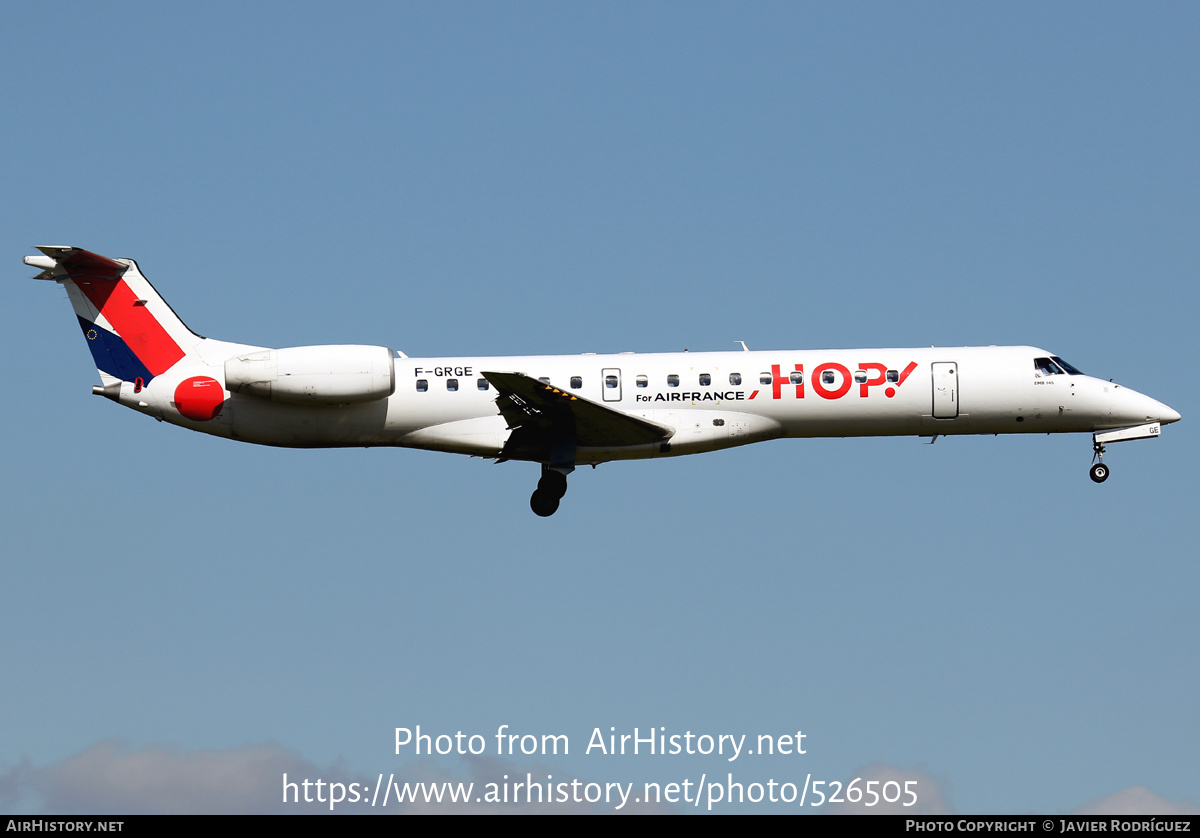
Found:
483,371 -> 673,448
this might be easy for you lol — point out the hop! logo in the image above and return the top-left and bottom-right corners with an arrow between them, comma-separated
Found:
750,361 -> 918,400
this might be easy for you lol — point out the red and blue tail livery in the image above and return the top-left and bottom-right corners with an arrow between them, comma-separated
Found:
29,246 -> 199,390
27,246 -> 1181,516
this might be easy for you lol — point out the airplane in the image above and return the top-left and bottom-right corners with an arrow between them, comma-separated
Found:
26,246 -> 1181,516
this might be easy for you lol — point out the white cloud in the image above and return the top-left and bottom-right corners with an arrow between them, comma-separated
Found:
31,740 -> 326,814
1073,787 -> 1200,816
0,758 -> 33,809
17,745 -> 1195,816
10,741 -> 675,814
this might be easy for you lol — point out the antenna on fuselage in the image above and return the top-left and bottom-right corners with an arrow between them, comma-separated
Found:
736,340 -> 749,352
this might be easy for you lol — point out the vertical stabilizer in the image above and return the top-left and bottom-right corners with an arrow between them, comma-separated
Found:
26,246 -> 203,386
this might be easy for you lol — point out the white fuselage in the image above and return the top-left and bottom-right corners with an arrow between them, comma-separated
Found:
117,342 -> 1180,465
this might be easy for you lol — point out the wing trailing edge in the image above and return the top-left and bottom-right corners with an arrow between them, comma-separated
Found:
483,371 -> 673,454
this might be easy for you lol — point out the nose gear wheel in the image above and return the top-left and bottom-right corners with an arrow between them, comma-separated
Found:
1089,440 -> 1109,483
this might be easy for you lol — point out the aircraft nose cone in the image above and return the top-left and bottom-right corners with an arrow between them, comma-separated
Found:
1110,387 -> 1181,427
1134,393 -> 1180,425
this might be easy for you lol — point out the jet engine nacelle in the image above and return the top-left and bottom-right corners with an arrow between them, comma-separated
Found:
224,345 -> 396,404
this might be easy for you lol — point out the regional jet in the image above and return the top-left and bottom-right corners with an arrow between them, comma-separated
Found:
26,247 -> 1181,516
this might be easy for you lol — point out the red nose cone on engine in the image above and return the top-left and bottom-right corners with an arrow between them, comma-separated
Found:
174,376 -> 225,421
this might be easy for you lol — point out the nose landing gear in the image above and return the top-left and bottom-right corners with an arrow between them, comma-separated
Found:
1090,440 -> 1109,483
1088,422 -> 1166,484
530,466 -> 570,517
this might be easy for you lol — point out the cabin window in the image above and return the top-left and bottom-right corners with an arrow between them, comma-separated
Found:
822,370 -> 836,384
636,375 -> 648,388
539,376 -> 551,384
699,373 -> 711,386
853,370 -> 867,384
446,378 -> 458,391
570,376 -> 582,389
886,370 -> 899,383
729,373 -> 742,385
790,371 -> 803,385
416,379 -> 428,392
667,374 -> 680,387
605,375 -> 618,388
759,372 -> 772,385
477,378 -> 489,391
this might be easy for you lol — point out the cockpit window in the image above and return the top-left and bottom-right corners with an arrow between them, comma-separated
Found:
1034,357 -> 1065,376
1051,356 -> 1084,375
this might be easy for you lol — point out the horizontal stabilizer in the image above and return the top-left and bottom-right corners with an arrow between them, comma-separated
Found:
25,246 -> 127,281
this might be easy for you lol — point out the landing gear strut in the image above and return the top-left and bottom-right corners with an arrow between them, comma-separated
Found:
1090,440 -> 1109,484
530,466 -> 569,517
1088,422 -> 1167,484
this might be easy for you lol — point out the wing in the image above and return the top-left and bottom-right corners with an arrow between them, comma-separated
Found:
483,371 -> 673,459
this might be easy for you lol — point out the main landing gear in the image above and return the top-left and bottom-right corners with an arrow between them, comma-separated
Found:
530,466 -> 570,517
1090,440 -> 1109,484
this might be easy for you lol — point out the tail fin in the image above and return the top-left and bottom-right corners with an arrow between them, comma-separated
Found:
26,246 -> 203,387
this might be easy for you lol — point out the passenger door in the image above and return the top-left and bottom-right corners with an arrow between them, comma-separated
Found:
931,362 -> 959,419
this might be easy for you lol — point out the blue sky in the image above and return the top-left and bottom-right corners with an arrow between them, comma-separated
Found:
2,1 -> 1197,814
